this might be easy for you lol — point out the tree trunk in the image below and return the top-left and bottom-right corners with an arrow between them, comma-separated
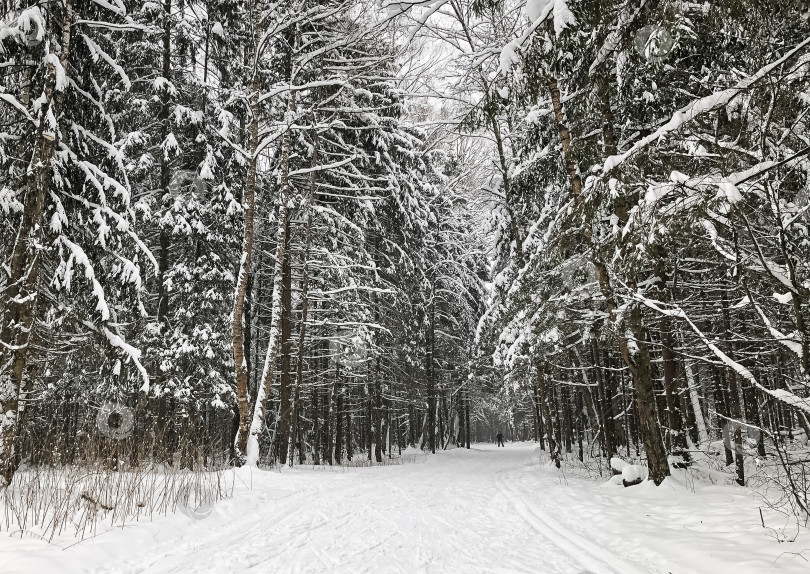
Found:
426,337 -> 436,454
311,379 -> 320,465
625,307 -> 671,484
334,372 -> 343,465
244,25 -> 300,464
535,360 -> 559,467
232,0 -> 265,462
590,344 -> 615,457
532,380 -> 544,449
287,125 -> 317,467
561,385 -> 573,454
323,385 -> 333,465
346,393 -> 353,462
576,390 -> 584,462
684,359 -> 709,445
438,389 -> 447,450
275,226 -> 293,463
714,368 -> 735,465
1,0 -> 73,485
464,391 -> 471,449
157,0 -> 172,337
366,385 -> 373,460
660,315 -> 687,455
721,291 -> 745,486
374,360 -> 383,462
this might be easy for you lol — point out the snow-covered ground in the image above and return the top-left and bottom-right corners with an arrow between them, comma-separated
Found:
2,443 -> 808,573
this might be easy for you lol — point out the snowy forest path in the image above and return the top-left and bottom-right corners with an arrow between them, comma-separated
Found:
3,443 -> 809,573
129,445 -> 583,574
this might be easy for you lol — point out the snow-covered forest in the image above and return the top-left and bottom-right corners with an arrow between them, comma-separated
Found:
2,0 -> 810,571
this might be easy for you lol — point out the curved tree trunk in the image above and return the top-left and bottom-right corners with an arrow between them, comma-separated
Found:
231,0 -> 264,462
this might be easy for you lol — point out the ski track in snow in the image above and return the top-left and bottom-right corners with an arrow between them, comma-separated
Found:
2,443 -> 809,574
497,471 -> 642,574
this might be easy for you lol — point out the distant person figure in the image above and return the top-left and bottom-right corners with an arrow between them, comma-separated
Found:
496,431 -> 505,447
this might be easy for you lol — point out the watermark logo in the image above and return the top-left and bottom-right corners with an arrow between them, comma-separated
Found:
168,169 -> 208,197
329,329 -> 367,369
721,420 -> 761,455
176,483 -> 216,520
634,25 -> 675,63
96,402 -> 135,440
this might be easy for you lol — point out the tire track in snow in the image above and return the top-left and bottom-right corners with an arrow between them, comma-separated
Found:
498,470 -> 646,574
